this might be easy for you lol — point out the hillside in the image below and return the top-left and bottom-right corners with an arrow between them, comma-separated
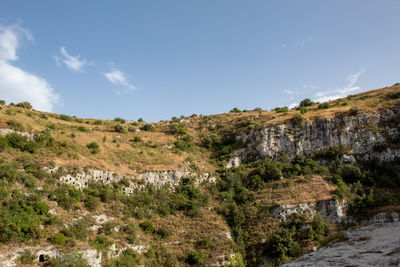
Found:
0,83 -> 399,266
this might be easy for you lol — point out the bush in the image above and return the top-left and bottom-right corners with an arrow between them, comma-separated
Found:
0,100 -> 5,105
7,120 -> 24,131
0,163 -> 18,183
299,98 -> 314,107
77,126 -> 89,132
108,248 -> 139,267
387,92 -> 400,99
275,106 -> 288,113
140,124 -> 155,132
86,142 -> 100,154
300,107 -> 308,114
230,107 -> 241,113
157,226 -> 172,238
291,114 -> 303,128
18,249 -> 36,264
58,114 -> 73,121
318,103 -> 330,109
46,251 -> 90,267
114,117 -> 126,123
123,223 -> 137,244
90,235 -> 112,250
93,120 -> 103,125
139,221 -> 155,234
183,251 -> 207,265
49,232 -> 68,245
52,186 -> 82,210
15,101 -> 32,110
0,194 -> 50,242
340,164 -> 363,183
349,107 -> 361,116
84,195 -> 100,211
114,124 -> 128,133
132,136 -> 142,143
40,113 -> 48,119
168,123 -> 188,135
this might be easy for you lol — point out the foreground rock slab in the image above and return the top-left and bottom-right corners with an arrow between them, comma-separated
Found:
282,222 -> 400,267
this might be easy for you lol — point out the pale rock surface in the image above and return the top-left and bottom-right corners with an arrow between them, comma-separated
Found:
282,222 -> 400,267
228,107 -> 400,167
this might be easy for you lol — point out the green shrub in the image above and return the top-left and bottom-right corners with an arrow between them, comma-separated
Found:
157,226 -> 172,238
61,218 -> 90,241
0,194 -> 49,242
114,117 -> 126,123
7,120 -> 24,131
300,107 -> 308,114
183,251 -> 207,265
228,253 -> 245,267
86,142 -> 100,154
0,163 -> 18,183
275,106 -> 288,113
139,221 -> 155,234
291,114 -> 303,128
168,123 -> 188,135
84,195 -> 100,211
230,107 -> 241,113
90,235 -> 112,250
387,92 -> 400,99
15,101 -> 32,110
0,100 -> 5,105
349,106 -> 361,115
114,124 -> 128,133
39,113 -> 48,119
140,124 -> 155,132
132,136 -> 142,143
18,249 -> 36,264
299,98 -> 314,107
318,103 -> 330,109
138,118 -> 144,122
52,186 -> 82,210
58,114 -> 73,121
196,237 -> 214,248
123,223 -> 137,244
46,251 -> 90,267
49,232 -> 68,245
107,248 -> 139,267
93,120 -> 103,125
77,126 -> 89,132
340,164 -> 363,183
99,222 -> 116,236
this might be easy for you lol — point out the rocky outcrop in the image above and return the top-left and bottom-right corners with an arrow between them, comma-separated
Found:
228,106 -> 400,167
46,166 -> 216,194
271,199 -> 348,223
0,247 -> 101,267
282,221 -> 400,267
0,128 -> 34,140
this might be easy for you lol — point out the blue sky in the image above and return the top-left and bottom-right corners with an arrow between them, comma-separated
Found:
0,1 -> 399,122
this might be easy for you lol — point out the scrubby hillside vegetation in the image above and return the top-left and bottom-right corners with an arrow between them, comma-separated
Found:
0,83 -> 399,266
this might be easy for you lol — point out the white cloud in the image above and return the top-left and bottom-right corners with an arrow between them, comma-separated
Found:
314,69 -> 365,102
284,89 -> 295,95
56,46 -> 89,72
104,67 -> 136,93
0,24 -> 58,111
297,36 -> 312,47
288,103 -> 297,109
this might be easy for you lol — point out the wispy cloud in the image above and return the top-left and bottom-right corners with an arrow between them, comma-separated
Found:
281,36 -> 313,48
104,67 -> 136,93
0,24 -> 58,111
314,69 -> 365,102
288,103 -> 297,109
55,46 -> 90,72
296,36 -> 312,47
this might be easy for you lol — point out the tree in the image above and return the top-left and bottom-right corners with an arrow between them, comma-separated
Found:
299,98 -> 314,107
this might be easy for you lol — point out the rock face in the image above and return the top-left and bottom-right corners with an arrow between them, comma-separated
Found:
46,166 -> 215,194
271,199 -> 348,223
0,246 -> 101,267
228,106 -> 400,167
0,128 -> 34,140
282,221 -> 400,267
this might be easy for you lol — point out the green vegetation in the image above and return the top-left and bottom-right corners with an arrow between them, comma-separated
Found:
86,142 -> 100,154
299,98 -> 314,107
318,103 -> 330,109
274,106 -> 288,113
15,101 -> 33,110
